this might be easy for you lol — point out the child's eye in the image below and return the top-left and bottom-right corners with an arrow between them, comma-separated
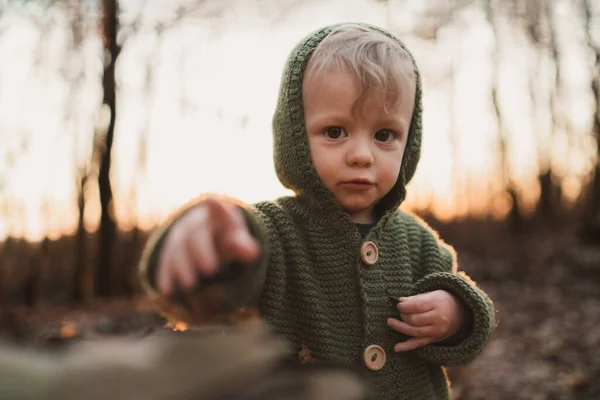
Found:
324,126 -> 346,139
374,129 -> 396,142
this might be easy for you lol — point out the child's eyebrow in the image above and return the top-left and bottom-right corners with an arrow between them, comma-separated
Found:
304,113 -> 351,126
377,116 -> 409,131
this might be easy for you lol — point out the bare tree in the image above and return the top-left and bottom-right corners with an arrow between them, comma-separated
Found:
486,0 -> 523,231
583,0 -> 600,238
95,0 -> 120,297
58,0 -> 95,303
536,0 -> 562,219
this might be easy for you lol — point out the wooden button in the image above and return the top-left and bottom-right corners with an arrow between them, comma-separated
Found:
363,344 -> 386,371
360,241 -> 379,265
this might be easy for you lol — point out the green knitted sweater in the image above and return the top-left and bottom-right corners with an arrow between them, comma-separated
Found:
139,23 -> 495,400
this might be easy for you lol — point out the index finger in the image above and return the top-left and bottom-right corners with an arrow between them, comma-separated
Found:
204,198 -> 259,261
397,293 -> 435,314
202,198 -> 243,231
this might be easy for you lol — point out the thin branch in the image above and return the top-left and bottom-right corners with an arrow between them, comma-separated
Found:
486,0 -> 510,187
583,0 -> 600,150
487,0 -> 523,228
410,0 -> 477,40
257,0 -> 309,27
547,0 -> 562,144
121,0 -> 223,43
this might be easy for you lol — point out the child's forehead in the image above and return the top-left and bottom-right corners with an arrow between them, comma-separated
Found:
303,66 -> 416,113
301,25 -> 417,117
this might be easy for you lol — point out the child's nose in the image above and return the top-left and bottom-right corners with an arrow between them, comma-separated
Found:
346,139 -> 374,167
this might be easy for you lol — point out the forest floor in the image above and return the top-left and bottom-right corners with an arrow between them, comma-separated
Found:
435,219 -> 600,400
0,218 -> 599,400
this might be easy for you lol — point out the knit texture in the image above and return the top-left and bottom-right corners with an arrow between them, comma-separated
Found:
139,23 -> 495,400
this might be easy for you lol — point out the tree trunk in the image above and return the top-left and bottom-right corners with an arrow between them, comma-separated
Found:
583,71 -> 600,239
67,0 -> 93,304
583,0 -> 600,240
96,0 -> 120,296
74,172 -> 92,302
487,0 -> 523,232
537,169 -> 561,219
536,0 -> 562,221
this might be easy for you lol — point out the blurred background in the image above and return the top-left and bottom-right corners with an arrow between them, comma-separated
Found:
0,0 -> 599,398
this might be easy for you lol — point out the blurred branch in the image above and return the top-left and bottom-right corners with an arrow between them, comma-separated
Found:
527,47 -> 542,162
582,0 -> 600,237
0,3 -> 7,36
410,0 -> 477,40
486,0 -> 523,231
547,0 -> 563,130
583,0 -> 600,135
525,0 -> 545,44
120,0 -> 224,43
4,0 -> 63,26
257,0 -> 310,26
129,32 -> 164,226
535,0 -> 562,218
448,30 -> 463,212
498,0 -> 553,48
63,0 -> 94,304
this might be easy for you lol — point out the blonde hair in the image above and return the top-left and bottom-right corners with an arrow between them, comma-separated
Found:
305,24 -> 416,113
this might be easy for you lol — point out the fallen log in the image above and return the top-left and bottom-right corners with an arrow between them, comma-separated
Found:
0,322 -> 366,400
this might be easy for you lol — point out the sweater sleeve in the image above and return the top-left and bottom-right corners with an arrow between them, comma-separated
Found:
138,196 -> 270,327
409,222 -> 496,366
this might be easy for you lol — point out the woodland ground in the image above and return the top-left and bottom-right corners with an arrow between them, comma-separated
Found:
0,217 -> 598,400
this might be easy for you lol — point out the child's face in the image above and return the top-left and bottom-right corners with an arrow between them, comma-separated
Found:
303,68 -> 415,224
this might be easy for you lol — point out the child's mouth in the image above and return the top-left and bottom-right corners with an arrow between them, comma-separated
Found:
340,179 -> 375,190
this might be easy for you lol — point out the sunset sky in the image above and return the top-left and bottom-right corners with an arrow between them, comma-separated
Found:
0,0 -> 595,241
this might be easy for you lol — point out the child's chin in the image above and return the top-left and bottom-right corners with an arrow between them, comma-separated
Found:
341,203 -> 375,219
339,199 -> 376,211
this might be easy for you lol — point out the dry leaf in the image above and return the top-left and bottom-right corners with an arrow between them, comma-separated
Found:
298,344 -> 316,364
60,322 -> 78,339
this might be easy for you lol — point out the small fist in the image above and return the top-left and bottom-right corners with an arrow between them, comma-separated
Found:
156,197 -> 260,295
386,290 -> 464,352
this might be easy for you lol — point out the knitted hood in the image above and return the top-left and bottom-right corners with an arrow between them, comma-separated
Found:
272,22 -> 423,220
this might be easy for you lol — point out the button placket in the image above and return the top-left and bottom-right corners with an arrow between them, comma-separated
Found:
359,240 -> 385,372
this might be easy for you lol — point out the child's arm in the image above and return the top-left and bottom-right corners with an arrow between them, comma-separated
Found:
138,195 -> 271,326
393,216 -> 495,366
